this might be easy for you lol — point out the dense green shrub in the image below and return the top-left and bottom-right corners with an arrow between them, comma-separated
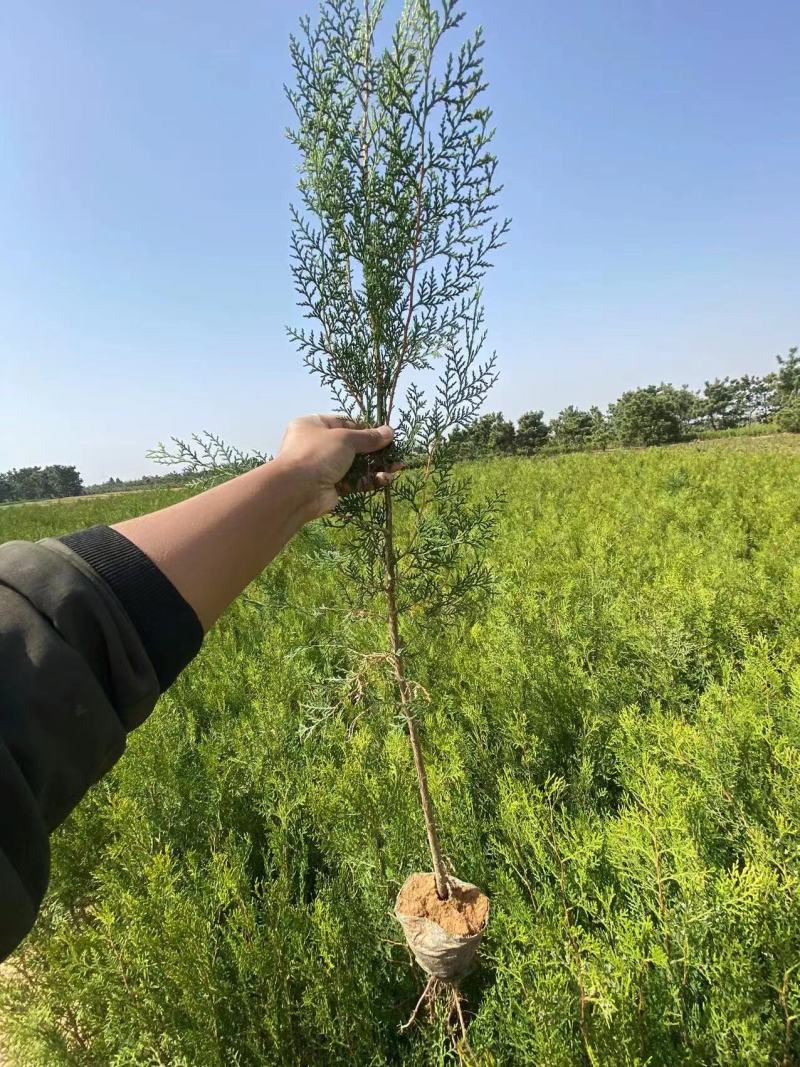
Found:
610,384 -> 696,446
776,400 -> 800,433
2,437 -> 800,1065
515,410 -> 549,453
700,376 -> 749,428
775,347 -> 800,405
548,406 -> 595,449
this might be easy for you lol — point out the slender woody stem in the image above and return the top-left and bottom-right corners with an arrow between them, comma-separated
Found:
358,5 -> 445,886
383,484 -> 450,899
374,13 -> 445,892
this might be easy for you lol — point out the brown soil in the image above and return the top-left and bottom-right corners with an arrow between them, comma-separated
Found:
397,873 -> 489,937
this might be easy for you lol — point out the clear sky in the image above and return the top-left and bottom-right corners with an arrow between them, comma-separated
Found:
1,0 -> 798,482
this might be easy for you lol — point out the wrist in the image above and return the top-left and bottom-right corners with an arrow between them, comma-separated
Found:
267,456 -> 322,526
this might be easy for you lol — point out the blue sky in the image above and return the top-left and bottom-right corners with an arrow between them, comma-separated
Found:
1,0 -> 798,482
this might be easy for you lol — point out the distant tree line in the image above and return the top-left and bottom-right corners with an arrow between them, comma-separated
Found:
84,471 -> 194,496
0,466 -> 194,505
449,348 -> 800,457
0,465 -> 84,504
3,349 -> 797,501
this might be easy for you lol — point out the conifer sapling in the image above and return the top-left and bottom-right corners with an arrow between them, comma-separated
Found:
286,0 -> 508,991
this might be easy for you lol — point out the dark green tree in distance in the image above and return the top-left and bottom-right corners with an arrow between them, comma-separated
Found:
0,465 -> 83,503
6,468 -> 47,500
669,383 -> 701,427
775,347 -> 800,403
46,465 -> 84,499
774,348 -> 800,433
586,404 -> 612,449
776,403 -> 800,433
515,409 -> 549,453
610,384 -> 695,446
734,373 -> 779,424
449,411 -> 516,457
701,377 -> 747,429
549,405 -> 595,449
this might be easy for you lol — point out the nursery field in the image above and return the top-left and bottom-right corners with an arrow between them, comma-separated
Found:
2,436 -> 800,1066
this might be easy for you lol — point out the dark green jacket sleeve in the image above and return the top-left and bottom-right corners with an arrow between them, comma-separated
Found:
0,528 -> 202,960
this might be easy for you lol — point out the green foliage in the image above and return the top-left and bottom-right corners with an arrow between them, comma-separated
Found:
738,372 -> 780,423
148,432 -> 269,487
773,350 -> 800,433
283,0 -> 510,606
0,488 -> 197,539
0,465 -> 83,503
698,374 -> 780,430
548,406 -> 595,449
610,384 -> 696,446
3,436 -> 800,1064
775,346 -> 800,405
437,353 -> 790,462
515,410 -> 549,453
776,399 -> 800,433
449,412 -> 517,457
286,0 -> 508,437
691,420 -> 778,441
700,376 -> 749,429
586,404 -> 613,449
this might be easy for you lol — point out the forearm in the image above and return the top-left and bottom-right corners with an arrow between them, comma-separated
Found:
112,458 -> 313,631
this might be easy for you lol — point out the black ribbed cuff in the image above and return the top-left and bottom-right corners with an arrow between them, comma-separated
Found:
59,525 -> 203,691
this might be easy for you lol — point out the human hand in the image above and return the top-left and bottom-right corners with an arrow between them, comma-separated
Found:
276,414 -> 399,520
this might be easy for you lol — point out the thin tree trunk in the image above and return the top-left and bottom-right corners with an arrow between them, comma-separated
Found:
383,484 -> 450,899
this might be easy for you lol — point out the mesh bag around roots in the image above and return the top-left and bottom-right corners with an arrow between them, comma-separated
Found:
394,873 -> 489,981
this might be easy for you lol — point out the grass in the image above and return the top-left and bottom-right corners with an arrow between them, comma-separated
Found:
1,436 -> 800,1065
686,420 -> 781,441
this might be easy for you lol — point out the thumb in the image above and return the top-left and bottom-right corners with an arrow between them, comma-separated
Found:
343,424 -> 394,454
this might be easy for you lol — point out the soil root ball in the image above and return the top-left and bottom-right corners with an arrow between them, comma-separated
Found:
395,872 -> 489,980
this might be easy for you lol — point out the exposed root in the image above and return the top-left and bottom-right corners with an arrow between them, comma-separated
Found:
452,990 -> 469,1041
400,975 -> 436,1032
399,976 -> 473,1053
